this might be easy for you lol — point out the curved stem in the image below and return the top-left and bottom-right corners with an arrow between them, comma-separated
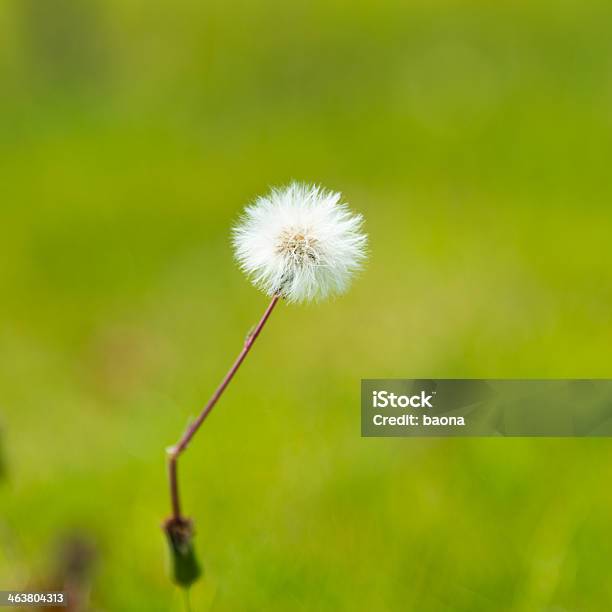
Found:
167,294 -> 281,520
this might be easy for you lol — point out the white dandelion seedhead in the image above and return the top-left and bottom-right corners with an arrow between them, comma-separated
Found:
232,183 -> 368,303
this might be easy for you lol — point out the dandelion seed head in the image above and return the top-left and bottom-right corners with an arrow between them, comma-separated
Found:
232,182 -> 368,303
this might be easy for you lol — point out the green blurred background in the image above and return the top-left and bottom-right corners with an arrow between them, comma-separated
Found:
1,0 -> 612,610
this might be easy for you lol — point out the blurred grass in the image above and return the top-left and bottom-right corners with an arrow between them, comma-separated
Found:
1,0 -> 612,609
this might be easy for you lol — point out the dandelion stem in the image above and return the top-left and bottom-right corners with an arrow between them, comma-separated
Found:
167,294 -> 281,520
